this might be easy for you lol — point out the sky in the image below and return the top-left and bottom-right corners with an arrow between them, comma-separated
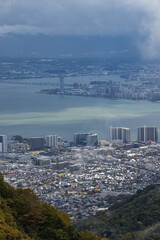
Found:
0,0 -> 160,59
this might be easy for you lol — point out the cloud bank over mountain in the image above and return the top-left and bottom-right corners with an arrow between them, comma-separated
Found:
0,0 -> 152,36
0,0 -> 160,59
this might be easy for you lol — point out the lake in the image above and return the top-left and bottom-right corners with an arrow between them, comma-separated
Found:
0,75 -> 160,141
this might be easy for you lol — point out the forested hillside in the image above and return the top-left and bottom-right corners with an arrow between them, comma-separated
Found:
0,174 -> 101,240
0,172 -> 160,240
76,184 -> 160,240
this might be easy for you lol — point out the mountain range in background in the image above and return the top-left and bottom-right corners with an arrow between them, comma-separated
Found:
0,34 -> 140,62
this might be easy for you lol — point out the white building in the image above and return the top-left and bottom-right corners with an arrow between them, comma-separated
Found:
110,127 -> 130,143
0,135 -> 7,152
46,135 -> 58,148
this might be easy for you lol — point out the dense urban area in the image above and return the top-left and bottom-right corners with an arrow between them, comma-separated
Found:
1,58 -> 160,101
0,58 -> 160,222
0,132 -> 160,222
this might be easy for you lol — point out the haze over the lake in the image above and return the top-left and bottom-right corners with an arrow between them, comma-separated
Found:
1,75 -> 160,140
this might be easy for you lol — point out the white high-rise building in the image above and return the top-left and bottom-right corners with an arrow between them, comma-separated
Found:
137,126 -> 158,143
0,135 -> 7,152
110,127 -> 130,143
46,135 -> 58,148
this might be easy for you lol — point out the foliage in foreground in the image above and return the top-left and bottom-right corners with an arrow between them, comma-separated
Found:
76,184 -> 160,240
0,174 -> 100,240
1,172 -> 160,240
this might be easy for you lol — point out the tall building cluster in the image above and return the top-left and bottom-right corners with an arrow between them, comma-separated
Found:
0,125 -> 159,152
110,126 -> 159,143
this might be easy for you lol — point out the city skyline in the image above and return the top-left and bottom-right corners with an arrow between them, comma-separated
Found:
1,124 -> 160,153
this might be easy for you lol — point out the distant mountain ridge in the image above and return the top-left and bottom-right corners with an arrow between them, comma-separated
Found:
0,34 -> 139,61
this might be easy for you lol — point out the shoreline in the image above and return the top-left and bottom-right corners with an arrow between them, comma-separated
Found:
37,89 -> 160,103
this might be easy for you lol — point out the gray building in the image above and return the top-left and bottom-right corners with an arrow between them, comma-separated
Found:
29,137 -> 45,151
52,162 -> 69,170
110,127 -> 130,143
32,158 -> 51,166
74,133 -> 90,146
86,134 -> 98,146
137,126 -> 158,143
0,135 -> 7,152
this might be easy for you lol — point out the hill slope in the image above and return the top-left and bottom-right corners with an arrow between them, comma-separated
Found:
0,174 -> 101,240
1,172 -> 160,240
76,184 -> 160,240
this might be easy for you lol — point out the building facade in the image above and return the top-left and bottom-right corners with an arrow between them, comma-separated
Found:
32,158 -> 51,166
74,133 -> 90,146
137,126 -> 158,143
0,135 -> 7,152
110,127 -> 130,143
46,135 -> 58,148
29,137 -> 45,151
86,134 -> 98,146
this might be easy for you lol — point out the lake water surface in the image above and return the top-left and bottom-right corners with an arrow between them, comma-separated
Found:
0,75 -> 160,141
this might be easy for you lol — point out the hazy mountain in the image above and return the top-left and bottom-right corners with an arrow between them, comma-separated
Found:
0,34 -> 139,61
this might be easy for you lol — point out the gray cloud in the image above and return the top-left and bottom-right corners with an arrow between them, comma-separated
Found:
0,0 -> 160,59
0,0 -> 150,35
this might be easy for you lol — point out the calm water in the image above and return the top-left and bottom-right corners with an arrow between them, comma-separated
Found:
0,75 -> 160,141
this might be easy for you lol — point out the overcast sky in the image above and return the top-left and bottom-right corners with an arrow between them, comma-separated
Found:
0,0 -> 160,59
